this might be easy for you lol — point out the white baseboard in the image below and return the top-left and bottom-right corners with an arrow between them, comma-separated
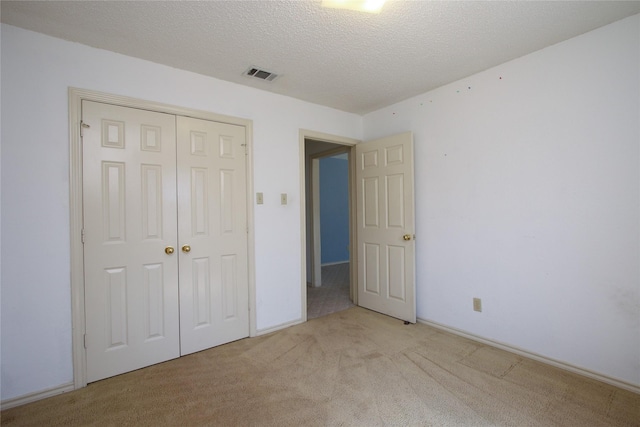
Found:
255,318 -> 305,336
418,318 -> 640,395
1,382 -> 75,410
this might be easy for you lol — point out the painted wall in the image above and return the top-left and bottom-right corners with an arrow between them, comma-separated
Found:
0,24 -> 362,401
319,156 -> 349,264
364,14 -> 640,386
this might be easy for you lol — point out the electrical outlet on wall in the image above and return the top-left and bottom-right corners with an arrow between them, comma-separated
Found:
473,298 -> 482,312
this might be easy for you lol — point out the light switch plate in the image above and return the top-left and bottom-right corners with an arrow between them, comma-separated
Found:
256,192 -> 264,204
281,193 -> 287,205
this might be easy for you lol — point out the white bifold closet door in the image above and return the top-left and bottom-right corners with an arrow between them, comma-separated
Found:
82,101 -> 249,383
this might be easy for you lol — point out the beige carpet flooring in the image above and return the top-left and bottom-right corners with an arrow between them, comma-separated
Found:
307,262 -> 354,319
2,307 -> 639,426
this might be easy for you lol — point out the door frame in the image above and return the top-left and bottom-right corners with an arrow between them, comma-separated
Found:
298,129 -> 360,321
69,88 -> 257,390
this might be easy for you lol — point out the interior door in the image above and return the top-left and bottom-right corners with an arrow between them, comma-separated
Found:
177,116 -> 250,355
356,132 -> 416,323
82,101 -> 180,382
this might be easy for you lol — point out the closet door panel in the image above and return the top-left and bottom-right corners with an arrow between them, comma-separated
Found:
177,116 -> 249,355
83,100 -> 180,382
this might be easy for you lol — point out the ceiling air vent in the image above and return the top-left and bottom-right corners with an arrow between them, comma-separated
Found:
244,66 -> 279,82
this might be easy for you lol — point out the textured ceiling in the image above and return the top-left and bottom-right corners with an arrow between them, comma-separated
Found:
2,1 -> 639,114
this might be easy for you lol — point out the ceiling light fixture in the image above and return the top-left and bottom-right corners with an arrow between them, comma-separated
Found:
321,0 -> 386,14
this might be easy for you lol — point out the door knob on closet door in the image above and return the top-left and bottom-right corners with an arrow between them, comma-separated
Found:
403,234 -> 412,241
165,246 -> 175,255
182,245 -> 191,253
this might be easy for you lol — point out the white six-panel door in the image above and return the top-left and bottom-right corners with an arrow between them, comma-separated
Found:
82,101 -> 249,382
356,132 -> 416,323
83,101 -> 180,382
177,116 -> 249,355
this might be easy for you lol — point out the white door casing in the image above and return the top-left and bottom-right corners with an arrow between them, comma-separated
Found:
82,101 -> 180,382
177,116 -> 249,355
299,130 -> 360,321
356,132 -> 416,323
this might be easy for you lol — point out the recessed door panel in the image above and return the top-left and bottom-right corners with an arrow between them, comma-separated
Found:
190,131 -> 208,156
102,162 -> 126,242
364,243 -> 380,295
220,170 -> 235,234
143,263 -> 165,340
141,165 -> 163,240
385,145 -> 404,166
192,257 -> 212,328
141,125 -> 161,152
363,177 -> 379,228
105,267 -> 127,349
219,135 -> 235,159
362,150 -> 378,169
102,120 -> 124,149
191,168 -> 209,236
387,245 -> 406,301
221,255 -> 238,320
386,174 -> 404,229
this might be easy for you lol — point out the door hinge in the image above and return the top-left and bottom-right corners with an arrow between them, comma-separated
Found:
81,228 -> 86,244
83,334 -> 87,349
241,143 -> 248,156
80,121 -> 90,137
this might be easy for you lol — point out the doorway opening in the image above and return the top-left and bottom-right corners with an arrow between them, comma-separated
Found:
300,130 -> 416,324
302,134 -> 358,320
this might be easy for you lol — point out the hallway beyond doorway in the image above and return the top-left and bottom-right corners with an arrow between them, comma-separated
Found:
307,263 -> 354,319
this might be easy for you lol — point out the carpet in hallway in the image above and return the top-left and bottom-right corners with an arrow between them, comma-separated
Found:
307,262 -> 354,319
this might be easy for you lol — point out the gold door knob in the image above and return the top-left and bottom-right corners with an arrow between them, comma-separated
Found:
182,245 -> 191,253
403,234 -> 412,241
165,246 -> 175,255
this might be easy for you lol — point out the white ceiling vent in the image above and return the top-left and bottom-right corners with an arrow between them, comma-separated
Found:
244,66 -> 279,82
